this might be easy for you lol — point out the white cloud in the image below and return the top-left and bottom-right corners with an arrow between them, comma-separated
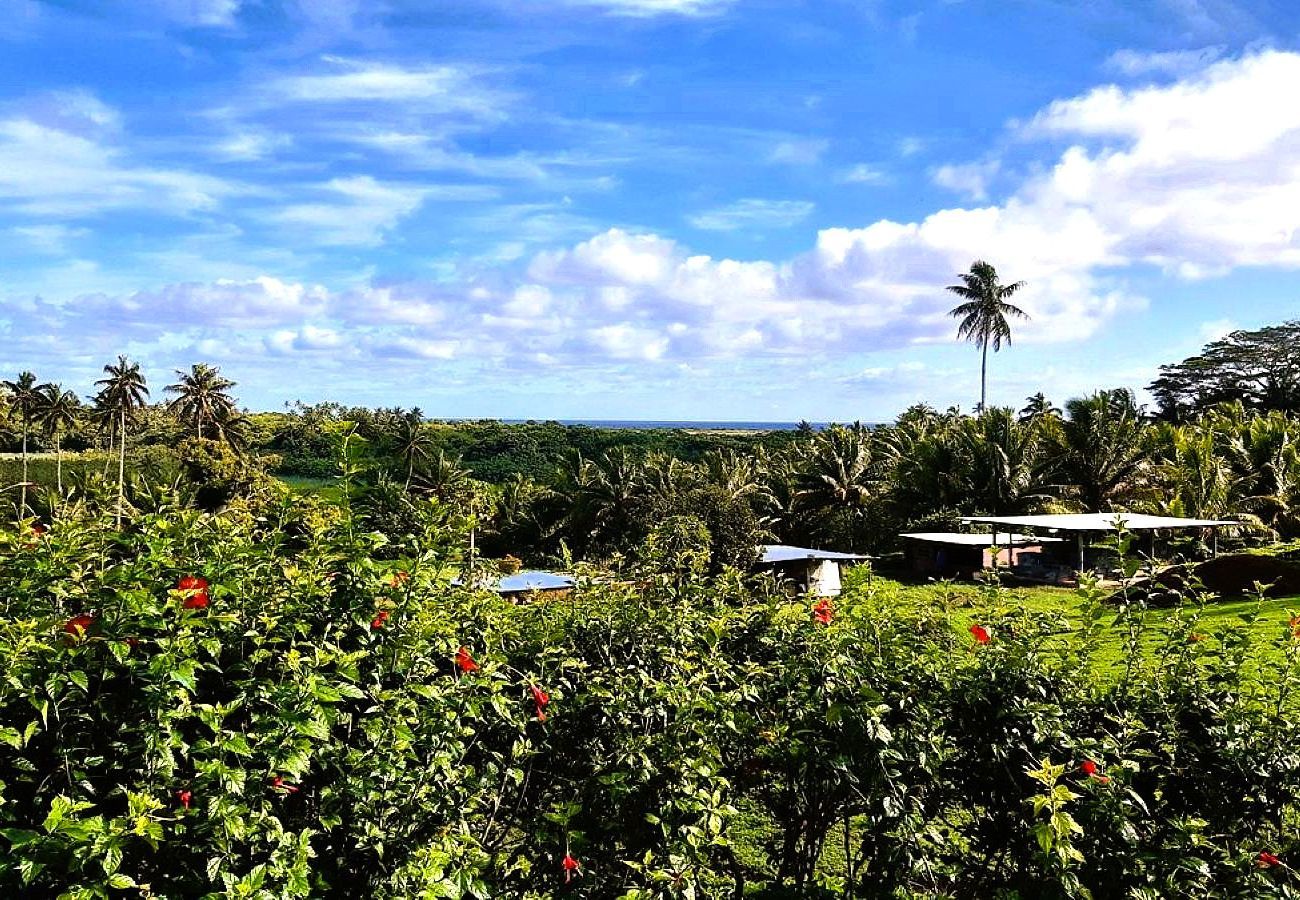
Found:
15,49 -> 1300,395
840,164 -> 889,185
142,0 -> 243,27
1105,46 -> 1225,77
769,138 -> 828,166
266,58 -> 507,120
687,198 -> 814,232
0,113 -> 234,216
556,0 -> 733,16
931,160 -> 1000,201
271,176 -> 492,247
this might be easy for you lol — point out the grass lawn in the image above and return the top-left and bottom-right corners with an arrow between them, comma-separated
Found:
851,570 -> 1300,674
277,475 -> 343,502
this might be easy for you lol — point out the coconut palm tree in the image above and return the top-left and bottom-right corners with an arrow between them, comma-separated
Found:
1057,389 -> 1151,511
393,413 -> 436,489
1019,392 -> 1061,423
2,371 -> 51,517
165,363 -> 237,441
793,424 -> 876,549
93,356 -> 149,526
36,384 -> 81,497
947,260 -> 1029,412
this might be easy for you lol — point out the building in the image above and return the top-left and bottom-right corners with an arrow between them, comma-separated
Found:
900,532 -> 1065,580
455,570 -> 576,599
755,544 -> 871,596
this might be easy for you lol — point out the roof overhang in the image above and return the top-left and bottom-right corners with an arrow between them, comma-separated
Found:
961,513 -> 1237,532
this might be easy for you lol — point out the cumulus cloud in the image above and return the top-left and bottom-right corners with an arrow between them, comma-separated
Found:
13,50 -> 1300,394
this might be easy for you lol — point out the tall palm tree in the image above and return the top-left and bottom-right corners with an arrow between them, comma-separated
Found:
94,356 -> 149,526
947,260 -> 1029,412
393,413 -> 436,489
2,371 -> 51,517
36,383 -> 81,497
165,363 -> 237,441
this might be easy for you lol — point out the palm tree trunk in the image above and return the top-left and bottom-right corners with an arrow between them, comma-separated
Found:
117,409 -> 126,528
405,457 -> 414,490
19,423 -> 28,518
979,339 -> 989,413
55,435 -> 63,497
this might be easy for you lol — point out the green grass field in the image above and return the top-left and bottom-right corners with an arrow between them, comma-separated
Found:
852,571 -> 1300,676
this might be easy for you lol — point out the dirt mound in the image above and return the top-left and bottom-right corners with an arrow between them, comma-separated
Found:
1110,554 -> 1300,605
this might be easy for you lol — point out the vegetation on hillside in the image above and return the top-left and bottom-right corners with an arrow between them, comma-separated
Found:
2,485 -> 1299,898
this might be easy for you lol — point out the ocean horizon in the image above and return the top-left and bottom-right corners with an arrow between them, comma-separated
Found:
435,418 -> 833,431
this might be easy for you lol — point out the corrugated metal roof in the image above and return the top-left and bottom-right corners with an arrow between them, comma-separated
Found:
759,544 -> 871,564
497,571 -> 575,592
901,532 -> 1064,545
961,513 -> 1237,532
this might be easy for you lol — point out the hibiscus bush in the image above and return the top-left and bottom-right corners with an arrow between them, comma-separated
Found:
2,495 -> 1300,898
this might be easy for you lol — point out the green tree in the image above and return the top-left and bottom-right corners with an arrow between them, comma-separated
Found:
948,260 -> 1029,412
393,413 -> 436,489
1057,389 -> 1150,511
2,371 -> 51,518
93,356 -> 150,526
1019,392 -> 1061,423
36,383 -> 81,497
165,363 -> 237,441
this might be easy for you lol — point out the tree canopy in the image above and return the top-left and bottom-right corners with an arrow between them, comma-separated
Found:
1149,321 -> 1300,420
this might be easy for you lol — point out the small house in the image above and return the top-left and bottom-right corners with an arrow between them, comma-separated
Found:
755,544 -> 870,597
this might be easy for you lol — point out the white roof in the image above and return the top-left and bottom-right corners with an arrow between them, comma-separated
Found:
961,513 -> 1236,532
901,532 -> 1064,546
759,544 -> 871,564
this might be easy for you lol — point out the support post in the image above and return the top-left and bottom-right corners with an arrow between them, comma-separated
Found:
1077,533 -> 1085,574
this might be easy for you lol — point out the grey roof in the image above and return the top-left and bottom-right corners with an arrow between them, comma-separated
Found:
961,513 -> 1237,532
454,570 -> 575,592
901,532 -> 1064,546
759,544 -> 871,564
496,571 -> 575,593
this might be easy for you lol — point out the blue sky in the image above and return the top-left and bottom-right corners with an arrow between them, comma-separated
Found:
1,0 -> 1298,420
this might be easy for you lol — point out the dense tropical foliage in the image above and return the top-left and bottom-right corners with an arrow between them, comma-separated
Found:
3,350 -> 1300,897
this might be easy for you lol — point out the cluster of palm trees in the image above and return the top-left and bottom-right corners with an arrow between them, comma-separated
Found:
0,359 -> 241,521
390,391 -> 1299,567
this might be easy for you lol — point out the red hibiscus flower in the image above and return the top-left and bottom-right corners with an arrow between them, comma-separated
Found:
531,684 -> 550,721
389,571 -> 410,587
969,624 -> 991,644
177,789 -> 192,809
456,646 -> 479,673
1080,759 -> 1110,783
63,613 -> 94,636
178,575 -> 209,609
812,598 -> 833,626
1258,851 -> 1282,868
562,853 -> 580,884
271,775 -> 300,794
371,610 -> 390,630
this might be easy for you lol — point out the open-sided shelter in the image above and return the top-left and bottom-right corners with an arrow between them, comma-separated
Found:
960,513 -> 1237,574
756,544 -> 870,597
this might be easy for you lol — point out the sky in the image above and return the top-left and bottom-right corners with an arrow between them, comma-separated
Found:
1,0 -> 1298,421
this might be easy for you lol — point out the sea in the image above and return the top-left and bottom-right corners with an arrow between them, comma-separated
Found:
496,419 -> 826,431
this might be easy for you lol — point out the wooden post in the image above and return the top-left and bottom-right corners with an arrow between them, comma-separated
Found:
1077,533 -> 1085,574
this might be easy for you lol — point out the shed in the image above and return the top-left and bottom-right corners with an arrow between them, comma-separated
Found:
900,532 -> 1064,579
455,570 -> 575,599
960,513 -> 1238,573
755,544 -> 870,597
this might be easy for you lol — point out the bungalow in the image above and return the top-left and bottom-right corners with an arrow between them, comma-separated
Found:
755,544 -> 871,597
